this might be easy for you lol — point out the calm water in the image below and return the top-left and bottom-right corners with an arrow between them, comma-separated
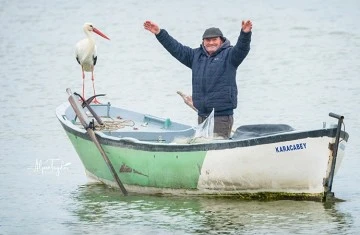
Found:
1,0 -> 360,234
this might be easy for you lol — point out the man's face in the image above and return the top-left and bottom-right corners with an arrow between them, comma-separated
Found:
203,37 -> 223,55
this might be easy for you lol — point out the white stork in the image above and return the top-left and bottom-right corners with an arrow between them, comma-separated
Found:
75,22 -> 110,103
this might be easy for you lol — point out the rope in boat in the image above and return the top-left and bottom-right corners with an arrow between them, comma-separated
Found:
94,118 -> 135,131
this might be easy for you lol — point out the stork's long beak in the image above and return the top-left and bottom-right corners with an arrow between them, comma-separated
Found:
93,28 -> 110,40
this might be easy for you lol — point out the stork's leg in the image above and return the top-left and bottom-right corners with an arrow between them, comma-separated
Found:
82,66 -> 86,100
91,66 -> 100,104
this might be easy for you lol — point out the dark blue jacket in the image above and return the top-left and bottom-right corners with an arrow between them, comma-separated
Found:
156,29 -> 251,117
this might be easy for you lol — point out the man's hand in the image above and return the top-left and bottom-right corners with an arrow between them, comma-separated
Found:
144,20 -> 161,35
242,20 -> 253,33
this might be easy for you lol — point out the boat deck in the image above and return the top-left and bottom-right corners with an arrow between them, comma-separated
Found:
64,102 -> 300,144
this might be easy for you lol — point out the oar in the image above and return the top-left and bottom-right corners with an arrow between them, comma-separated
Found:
177,91 -> 198,112
66,88 -> 128,196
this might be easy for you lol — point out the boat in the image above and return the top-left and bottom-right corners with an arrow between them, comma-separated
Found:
56,88 -> 349,201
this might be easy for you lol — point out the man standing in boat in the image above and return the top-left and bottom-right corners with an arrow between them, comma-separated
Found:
144,20 -> 252,138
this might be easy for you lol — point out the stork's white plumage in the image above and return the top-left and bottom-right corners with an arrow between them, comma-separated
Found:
75,22 -> 110,103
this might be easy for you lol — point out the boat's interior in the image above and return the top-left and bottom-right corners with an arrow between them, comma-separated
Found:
64,103 -> 296,143
232,124 -> 295,140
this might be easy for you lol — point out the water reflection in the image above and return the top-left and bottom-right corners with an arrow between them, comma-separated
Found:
68,183 -> 353,234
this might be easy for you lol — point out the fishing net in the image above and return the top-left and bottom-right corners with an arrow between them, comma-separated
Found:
192,108 -> 214,140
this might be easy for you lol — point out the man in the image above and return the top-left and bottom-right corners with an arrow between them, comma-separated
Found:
144,20 -> 252,138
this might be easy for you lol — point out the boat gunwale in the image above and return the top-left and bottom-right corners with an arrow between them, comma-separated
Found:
56,102 -> 349,152
58,119 -> 348,152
